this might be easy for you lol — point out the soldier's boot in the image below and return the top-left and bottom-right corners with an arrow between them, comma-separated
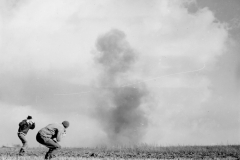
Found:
18,148 -> 25,156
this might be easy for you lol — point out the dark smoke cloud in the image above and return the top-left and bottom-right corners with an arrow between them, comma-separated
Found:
93,29 -> 148,145
95,29 -> 136,86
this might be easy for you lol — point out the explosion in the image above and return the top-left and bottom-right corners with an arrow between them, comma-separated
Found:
93,29 -> 148,145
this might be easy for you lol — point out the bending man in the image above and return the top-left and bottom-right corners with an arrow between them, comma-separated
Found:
18,115 -> 35,156
36,121 -> 69,160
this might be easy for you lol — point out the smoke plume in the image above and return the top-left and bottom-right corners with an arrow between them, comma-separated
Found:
93,29 -> 148,145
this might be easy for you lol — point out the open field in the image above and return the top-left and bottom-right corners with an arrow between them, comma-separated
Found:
0,145 -> 240,159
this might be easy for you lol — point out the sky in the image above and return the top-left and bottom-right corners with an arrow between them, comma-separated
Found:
0,0 -> 239,147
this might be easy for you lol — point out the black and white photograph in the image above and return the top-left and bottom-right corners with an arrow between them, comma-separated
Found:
0,0 -> 240,159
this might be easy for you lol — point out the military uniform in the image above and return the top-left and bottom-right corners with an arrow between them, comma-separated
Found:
18,116 -> 35,156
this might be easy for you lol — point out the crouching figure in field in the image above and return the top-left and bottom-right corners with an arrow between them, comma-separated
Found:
18,115 -> 35,156
36,121 -> 69,160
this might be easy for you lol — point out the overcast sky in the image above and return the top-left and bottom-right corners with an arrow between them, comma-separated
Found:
0,0 -> 239,147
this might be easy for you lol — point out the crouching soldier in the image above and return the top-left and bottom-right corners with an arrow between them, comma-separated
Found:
18,115 -> 35,156
36,121 -> 69,160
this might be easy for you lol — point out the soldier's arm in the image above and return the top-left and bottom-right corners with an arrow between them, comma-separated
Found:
56,129 -> 62,142
30,122 -> 35,129
19,120 -> 26,127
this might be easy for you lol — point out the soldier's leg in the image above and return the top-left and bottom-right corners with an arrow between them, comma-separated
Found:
18,133 -> 27,155
44,139 -> 61,159
36,133 -> 61,159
